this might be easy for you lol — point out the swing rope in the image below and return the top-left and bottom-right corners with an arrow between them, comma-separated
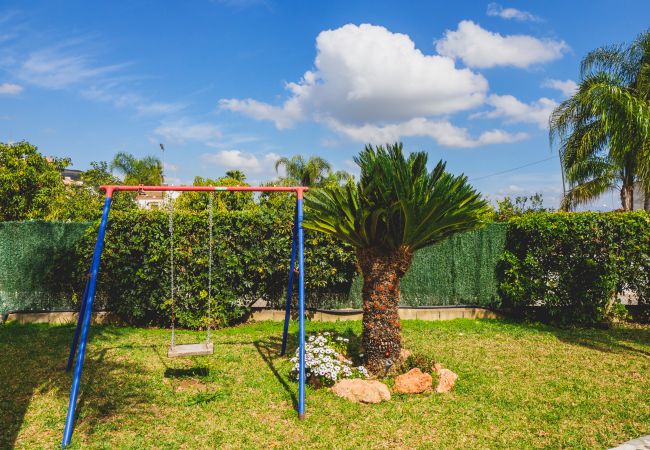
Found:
168,191 -> 213,350
168,192 -> 176,348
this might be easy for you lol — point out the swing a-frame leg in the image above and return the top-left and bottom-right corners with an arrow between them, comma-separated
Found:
167,342 -> 214,358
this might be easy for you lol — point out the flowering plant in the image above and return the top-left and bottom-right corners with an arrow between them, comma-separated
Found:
290,332 -> 369,387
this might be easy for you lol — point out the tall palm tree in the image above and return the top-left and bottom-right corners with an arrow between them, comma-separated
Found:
304,143 -> 488,374
225,170 -> 246,182
110,152 -> 163,186
550,30 -> 650,211
274,155 -> 333,186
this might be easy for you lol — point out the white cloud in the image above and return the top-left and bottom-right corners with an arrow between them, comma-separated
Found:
154,119 -> 222,146
220,23 -> 490,144
81,86 -> 184,116
17,47 -> 126,89
320,138 -> 340,148
486,3 -> 541,22
135,102 -> 185,115
2,36 -> 181,116
435,20 -> 568,68
220,98 -> 301,129
327,117 -> 527,148
0,82 -> 22,94
201,150 -> 279,174
542,78 -> 578,97
475,94 -> 557,129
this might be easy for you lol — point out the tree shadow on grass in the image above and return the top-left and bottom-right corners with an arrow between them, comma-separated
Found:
556,327 -> 650,357
164,367 -> 210,378
253,335 -> 298,410
511,320 -> 650,358
0,323 -> 158,448
0,323 -> 74,448
253,326 -> 364,412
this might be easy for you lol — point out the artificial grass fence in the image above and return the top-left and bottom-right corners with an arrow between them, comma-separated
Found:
0,221 -> 91,315
1,319 -> 648,448
0,219 -> 507,317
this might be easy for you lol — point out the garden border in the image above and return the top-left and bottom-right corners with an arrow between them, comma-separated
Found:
1,305 -> 503,325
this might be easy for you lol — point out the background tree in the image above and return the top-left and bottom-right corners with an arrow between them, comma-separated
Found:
274,155 -> 350,187
50,161 -> 137,220
304,143 -> 488,374
175,175 -> 255,212
550,30 -> 650,211
110,152 -> 163,186
225,170 -> 246,182
0,141 -> 68,220
322,169 -> 355,186
495,193 -> 550,220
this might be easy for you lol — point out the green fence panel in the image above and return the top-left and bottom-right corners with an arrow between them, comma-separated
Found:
0,221 -> 91,314
342,223 -> 508,308
0,221 -> 507,315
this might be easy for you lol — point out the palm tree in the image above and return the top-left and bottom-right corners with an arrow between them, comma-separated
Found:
550,30 -> 650,211
110,152 -> 163,186
225,170 -> 246,182
304,143 -> 488,374
274,155 -> 334,186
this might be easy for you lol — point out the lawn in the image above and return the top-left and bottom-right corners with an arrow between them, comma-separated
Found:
1,319 -> 649,449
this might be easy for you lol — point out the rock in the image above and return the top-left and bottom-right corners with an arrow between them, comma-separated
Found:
331,379 -> 391,404
433,366 -> 458,393
393,368 -> 433,394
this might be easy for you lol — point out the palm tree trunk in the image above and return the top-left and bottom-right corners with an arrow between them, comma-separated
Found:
644,187 -> 650,211
357,246 -> 413,375
620,184 -> 634,210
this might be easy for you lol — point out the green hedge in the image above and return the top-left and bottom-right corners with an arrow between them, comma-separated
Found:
4,212 -> 647,327
0,221 -> 91,314
498,211 -> 650,324
74,209 -> 356,327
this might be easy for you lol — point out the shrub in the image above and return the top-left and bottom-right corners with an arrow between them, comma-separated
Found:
400,353 -> 437,374
498,211 -> 650,325
74,207 -> 356,327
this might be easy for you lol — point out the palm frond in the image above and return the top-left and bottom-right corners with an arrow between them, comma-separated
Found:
304,143 -> 488,253
550,31 -> 650,210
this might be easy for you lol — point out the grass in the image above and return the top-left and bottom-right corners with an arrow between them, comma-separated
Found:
1,319 -> 649,449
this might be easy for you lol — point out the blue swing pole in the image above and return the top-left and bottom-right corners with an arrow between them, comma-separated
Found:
280,211 -> 298,356
296,191 -> 306,420
62,195 -> 112,448
65,276 -> 90,372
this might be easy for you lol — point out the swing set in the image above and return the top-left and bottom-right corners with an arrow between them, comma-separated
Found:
62,185 -> 308,448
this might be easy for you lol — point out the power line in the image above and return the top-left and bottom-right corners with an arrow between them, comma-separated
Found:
470,155 -> 558,181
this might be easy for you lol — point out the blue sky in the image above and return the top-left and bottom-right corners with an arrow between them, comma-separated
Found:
1,1 -> 648,208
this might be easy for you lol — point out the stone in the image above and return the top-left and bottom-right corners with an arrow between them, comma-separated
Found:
331,379 -> 391,404
393,368 -> 433,394
433,365 -> 458,393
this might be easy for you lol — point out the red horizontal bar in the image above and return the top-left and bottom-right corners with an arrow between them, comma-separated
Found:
100,185 -> 307,197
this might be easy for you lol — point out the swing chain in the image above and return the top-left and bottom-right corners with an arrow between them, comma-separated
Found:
168,192 -> 175,348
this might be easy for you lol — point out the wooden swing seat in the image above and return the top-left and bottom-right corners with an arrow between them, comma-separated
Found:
167,342 -> 214,358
